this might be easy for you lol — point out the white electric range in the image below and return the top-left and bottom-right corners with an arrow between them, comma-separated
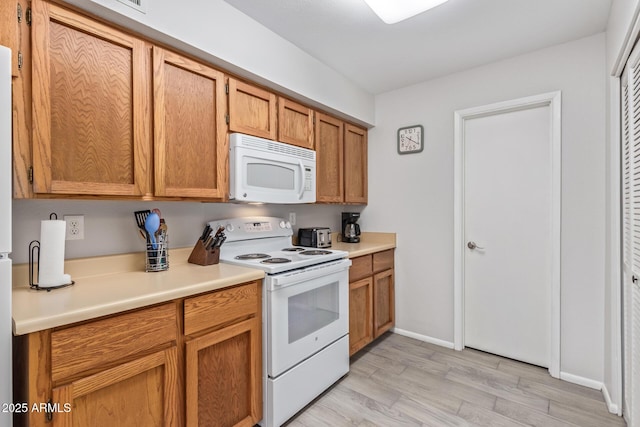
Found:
208,217 -> 351,427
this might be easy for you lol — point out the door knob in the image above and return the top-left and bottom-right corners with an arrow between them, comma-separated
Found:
467,241 -> 484,250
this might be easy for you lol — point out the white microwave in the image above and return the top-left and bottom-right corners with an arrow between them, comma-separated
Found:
229,133 -> 316,204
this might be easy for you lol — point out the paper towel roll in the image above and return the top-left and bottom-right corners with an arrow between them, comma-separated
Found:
38,220 -> 71,287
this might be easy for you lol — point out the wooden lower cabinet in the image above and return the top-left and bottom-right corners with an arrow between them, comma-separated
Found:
373,269 -> 395,338
349,277 -> 373,355
51,347 -> 179,427
14,281 -> 262,427
348,250 -> 395,356
185,318 -> 261,427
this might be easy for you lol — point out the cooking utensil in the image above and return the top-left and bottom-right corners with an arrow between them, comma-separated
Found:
213,226 -> 225,239
204,235 -> 214,250
134,210 -> 151,230
213,234 -> 226,249
200,225 -> 212,242
144,212 -> 160,250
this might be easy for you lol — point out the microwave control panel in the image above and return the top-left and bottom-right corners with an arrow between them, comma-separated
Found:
305,167 -> 312,191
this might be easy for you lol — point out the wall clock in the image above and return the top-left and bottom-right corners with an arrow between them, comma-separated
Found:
397,125 -> 424,154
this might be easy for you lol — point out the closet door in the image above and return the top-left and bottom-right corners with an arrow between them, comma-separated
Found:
622,42 -> 640,427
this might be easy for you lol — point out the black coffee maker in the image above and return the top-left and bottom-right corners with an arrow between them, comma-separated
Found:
341,212 -> 361,243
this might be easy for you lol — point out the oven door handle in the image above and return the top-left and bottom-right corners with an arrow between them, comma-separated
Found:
269,259 -> 352,289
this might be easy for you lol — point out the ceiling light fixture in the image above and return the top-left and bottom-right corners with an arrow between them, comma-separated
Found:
363,0 -> 451,24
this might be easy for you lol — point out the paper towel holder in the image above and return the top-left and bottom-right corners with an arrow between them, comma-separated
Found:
28,240 -> 74,292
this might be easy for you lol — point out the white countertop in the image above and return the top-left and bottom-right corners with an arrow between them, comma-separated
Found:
332,232 -> 396,258
12,232 -> 395,336
12,248 -> 264,335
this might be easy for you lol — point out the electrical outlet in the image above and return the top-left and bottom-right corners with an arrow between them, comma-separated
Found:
289,212 -> 296,225
64,215 -> 85,240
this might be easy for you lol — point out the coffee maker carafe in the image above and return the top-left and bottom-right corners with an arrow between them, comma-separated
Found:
342,212 -> 361,243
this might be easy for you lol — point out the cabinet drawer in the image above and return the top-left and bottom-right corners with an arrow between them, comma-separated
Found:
184,281 -> 260,336
373,249 -> 394,273
51,303 -> 177,382
349,255 -> 373,282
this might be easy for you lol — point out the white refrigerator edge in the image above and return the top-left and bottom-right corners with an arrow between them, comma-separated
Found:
0,45 -> 13,427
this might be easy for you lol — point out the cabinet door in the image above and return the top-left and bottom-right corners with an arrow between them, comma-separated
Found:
51,347 -> 179,427
315,112 -> 344,203
373,269 -> 395,338
153,47 -> 227,198
228,78 -> 277,140
278,97 -> 314,149
349,277 -> 374,356
32,0 -> 151,196
344,124 -> 368,204
185,318 -> 261,427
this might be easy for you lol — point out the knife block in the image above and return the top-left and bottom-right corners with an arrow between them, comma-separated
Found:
188,239 -> 220,266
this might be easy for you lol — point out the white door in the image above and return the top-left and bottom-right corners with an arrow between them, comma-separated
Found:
621,40 -> 640,427
459,96 -> 558,368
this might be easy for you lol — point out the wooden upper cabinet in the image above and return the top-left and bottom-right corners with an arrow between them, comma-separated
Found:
278,97 -> 314,149
31,0 -> 151,196
228,77 -> 277,140
344,124 -> 368,204
0,0 -> 19,77
315,112 -> 344,203
153,47 -> 227,199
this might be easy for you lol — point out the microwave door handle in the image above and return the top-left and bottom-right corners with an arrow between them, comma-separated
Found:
298,160 -> 305,200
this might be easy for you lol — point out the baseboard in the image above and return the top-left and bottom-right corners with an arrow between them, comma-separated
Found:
392,328 -> 455,349
559,371 -> 602,391
601,383 -> 621,415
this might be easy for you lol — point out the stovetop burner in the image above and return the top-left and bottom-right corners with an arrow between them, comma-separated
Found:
300,250 -> 333,256
261,258 -> 292,264
235,253 -> 271,260
281,247 -> 305,252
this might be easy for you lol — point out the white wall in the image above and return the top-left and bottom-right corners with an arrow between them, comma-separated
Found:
363,34 -> 607,383
60,0 -> 375,126
10,200 -> 359,264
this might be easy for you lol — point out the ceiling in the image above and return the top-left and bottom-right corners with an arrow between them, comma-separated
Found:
224,0 -> 612,94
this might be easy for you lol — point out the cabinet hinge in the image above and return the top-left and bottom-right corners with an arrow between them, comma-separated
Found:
225,83 -> 229,94
17,3 -> 22,23
45,399 -> 53,422
225,114 -> 229,125
17,52 -> 23,70
26,7 -> 32,25
28,166 -> 33,183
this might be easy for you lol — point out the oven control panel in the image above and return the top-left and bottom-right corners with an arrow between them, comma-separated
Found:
244,221 -> 273,232
208,216 -> 293,243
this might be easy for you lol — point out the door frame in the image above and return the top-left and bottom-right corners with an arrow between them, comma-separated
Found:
453,91 -> 562,378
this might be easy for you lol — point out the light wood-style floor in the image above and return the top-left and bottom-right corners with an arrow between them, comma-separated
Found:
285,332 -> 626,427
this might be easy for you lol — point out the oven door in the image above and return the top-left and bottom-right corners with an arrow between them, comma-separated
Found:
267,260 -> 349,377
230,144 -> 316,204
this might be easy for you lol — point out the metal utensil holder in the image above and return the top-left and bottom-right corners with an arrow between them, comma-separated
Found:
146,232 -> 169,272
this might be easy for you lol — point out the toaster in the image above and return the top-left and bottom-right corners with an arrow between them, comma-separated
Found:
297,227 -> 332,248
